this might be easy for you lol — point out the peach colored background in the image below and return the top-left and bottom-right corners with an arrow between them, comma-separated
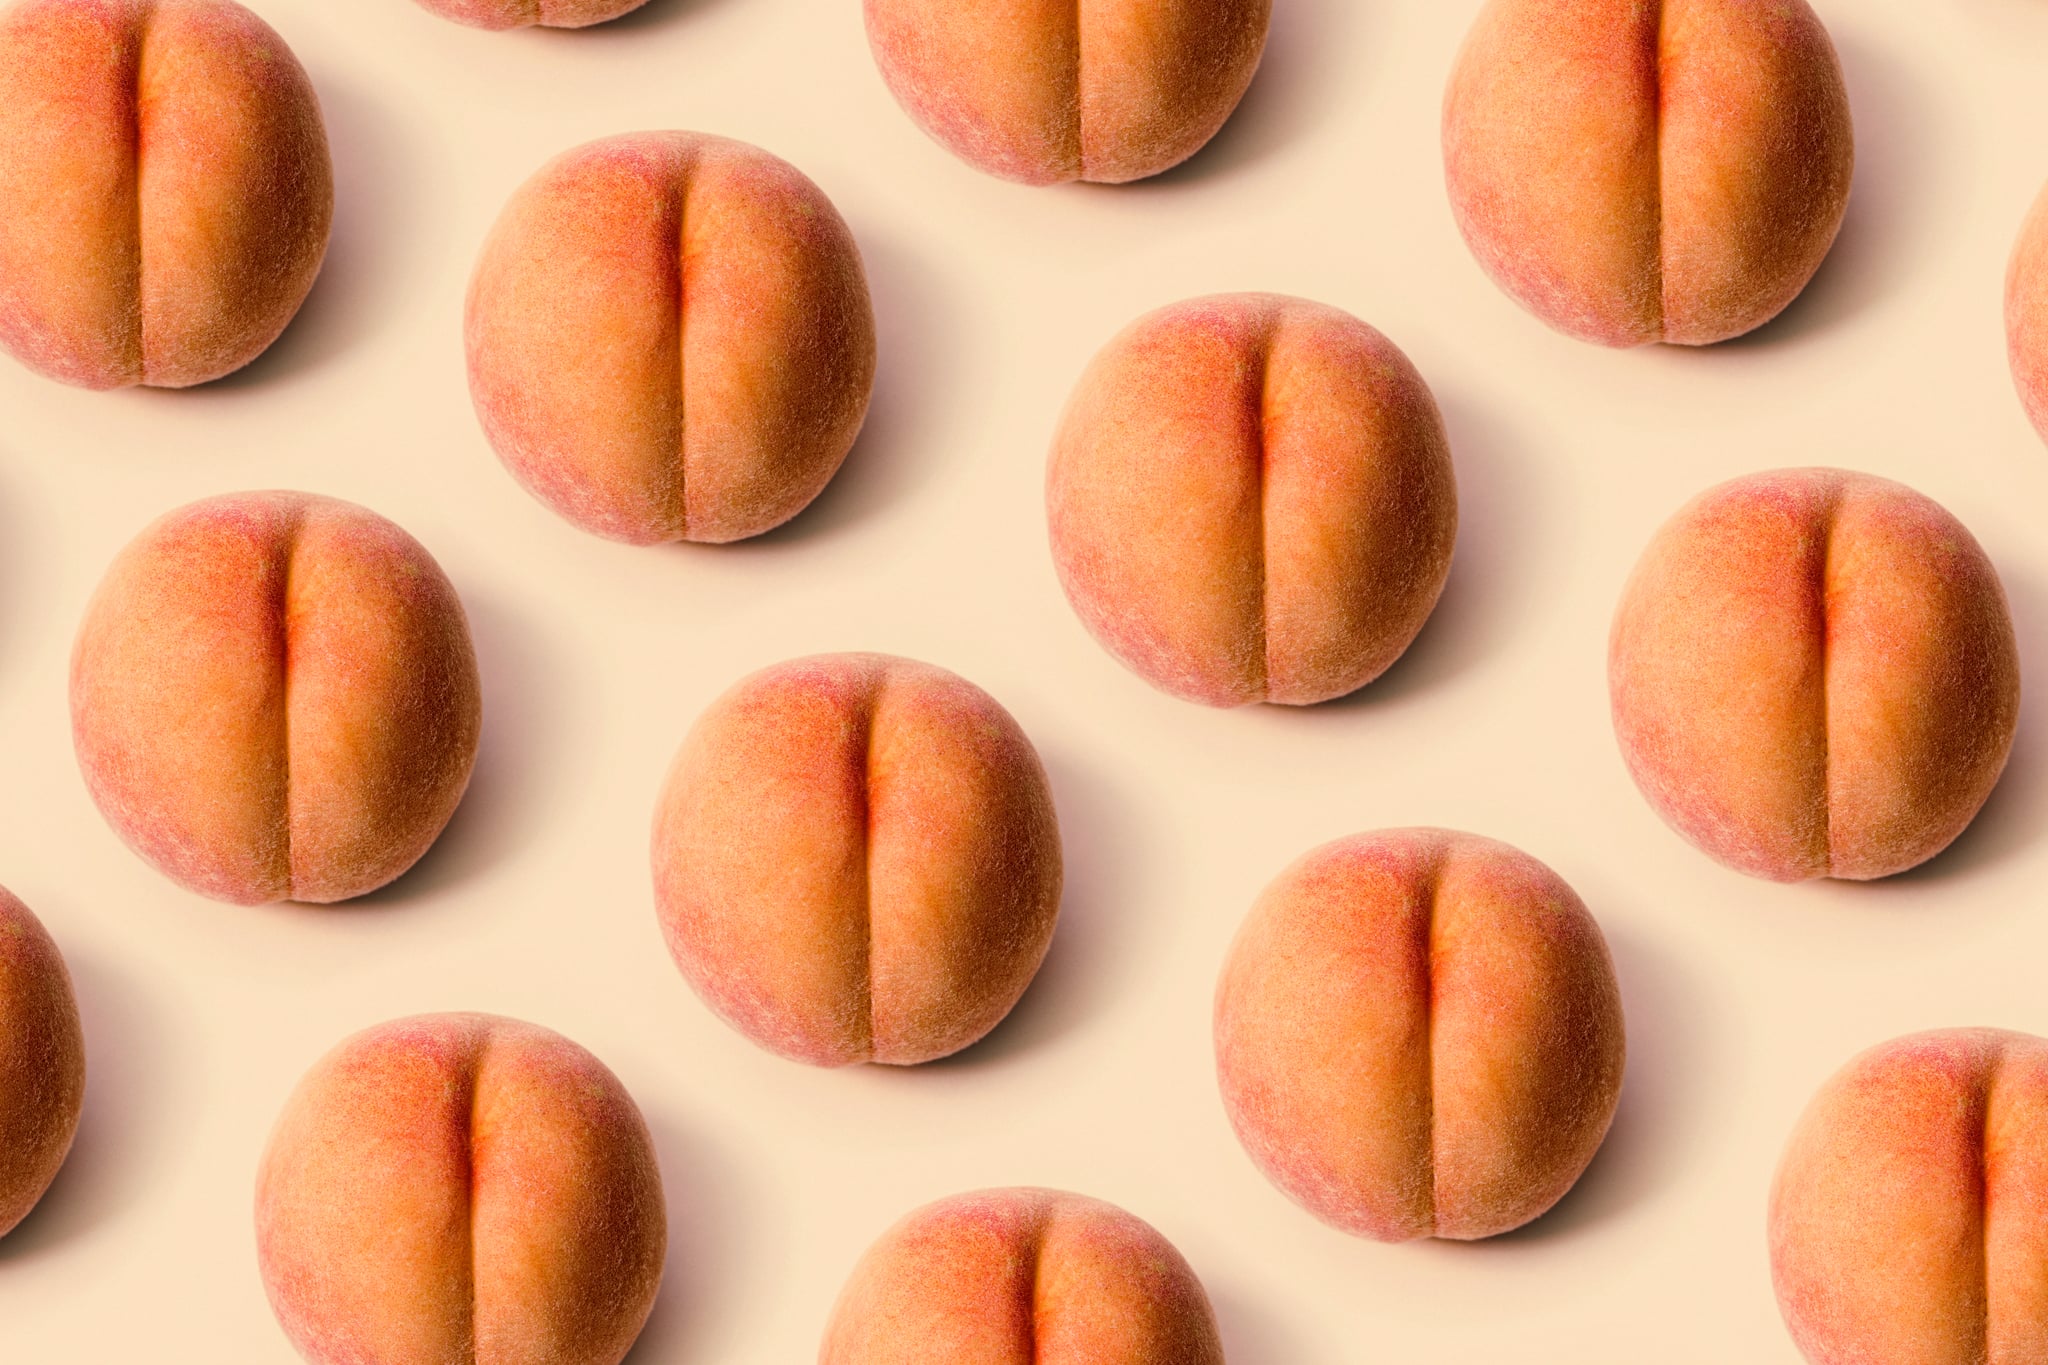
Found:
0,0 -> 2043,1358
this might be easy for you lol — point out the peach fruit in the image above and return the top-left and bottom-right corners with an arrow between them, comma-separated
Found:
0,0 -> 332,388
862,0 -> 1271,185
1769,1028 -> 2048,1364
1214,828 -> 1625,1241
1443,0 -> 1854,346
414,0 -> 647,29
256,1013 -> 666,1365
2006,184 -> 2048,446
652,653 -> 1062,1067
466,131 -> 876,545
1048,292 -> 1457,707
71,492 -> 482,905
0,888 -> 85,1240
1610,468 -> 2019,882
821,1188 -> 1224,1364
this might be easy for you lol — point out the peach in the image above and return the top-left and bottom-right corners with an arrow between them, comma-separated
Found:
71,492 -> 482,905
1769,1028 -> 2048,1364
0,889 -> 85,1240
651,653 -> 1062,1067
2006,183 -> 2048,445
466,131 -> 876,545
1048,293 -> 1457,707
862,0 -> 1270,185
0,0 -> 332,388
414,0 -> 647,29
1214,828 -> 1625,1241
1610,468 -> 2019,882
256,1013 -> 666,1365
1443,0 -> 1854,346
821,1188 -> 1224,1364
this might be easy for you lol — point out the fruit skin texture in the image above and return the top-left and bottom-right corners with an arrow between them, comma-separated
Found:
820,1188 -> 1225,1365
2006,183 -> 2048,446
0,889 -> 85,1240
466,131 -> 876,546
1769,1028 -> 2048,1365
1609,468 -> 2019,883
1048,292 -> 1458,708
70,491 -> 482,905
414,0 -> 647,29
862,0 -> 1270,185
0,0 -> 332,388
1214,828 -> 1626,1242
1442,0 -> 1854,347
255,1013 -> 667,1365
652,653 -> 1063,1068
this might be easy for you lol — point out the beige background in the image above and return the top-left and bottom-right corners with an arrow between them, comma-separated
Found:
0,0 -> 2044,1358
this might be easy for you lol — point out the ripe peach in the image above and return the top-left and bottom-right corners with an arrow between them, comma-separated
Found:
1214,829 -> 1625,1241
0,888 -> 85,1240
651,653 -> 1062,1067
862,0 -> 1271,185
414,0 -> 647,29
256,1013 -> 666,1365
1610,468 -> 2019,882
71,492 -> 482,905
1443,0 -> 1854,346
1048,293 -> 1457,707
1770,1028 -> 2048,1364
821,1188 -> 1224,1364
0,0 -> 332,388
466,131 -> 876,545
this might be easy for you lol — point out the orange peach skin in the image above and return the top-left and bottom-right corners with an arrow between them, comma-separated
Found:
652,653 -> 1062,1067
1214,829 -> 1625,1241
2006,184 -> 2048,446
821,1188 -> 1224,1365
862,0 -> 1270,185
256,1013 -> 666,1365
0,0 -> 332,388
71,492 -> 482,905
467,131 -> 876,545
1048,293 -> 1457,707
414,0 -> 647,28
1610,468 -> 2019,882
1443,0 -> 1853,346
1770,1028 -> 2048,1364
0,888 -> 85,1239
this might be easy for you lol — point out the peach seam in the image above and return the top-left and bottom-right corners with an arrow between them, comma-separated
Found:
1976,1047 -> 2000,1359
1419,842 -> 1447,1234
853,681 -> 880,1063
276,511 -> 308,901
1815,492 -> 1842,876
130,5 -> 155,385
1251,319 -> 1276,701
1069,0 -> 1086,181
1649,0 -> 1668,342
670,148 -> 696,541
453,1036 -> 483,1365
1024,1201 -> 1050,1364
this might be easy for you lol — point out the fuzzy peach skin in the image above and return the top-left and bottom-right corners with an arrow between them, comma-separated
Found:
652,653 -> 1062,1068
414,0 -> 646,29
467,131 -> 876,545
256,1013 -> 666,1365
71,492 -> 482,905
1214,829 -> 1625,1242
1610,468 -> 2019,882
863,0 -> 1269,185
1769,1028 -> 2048,1364
2006,184 -> 2048,446
1048,293 -> 1457,708
821,1188 -> 1224,1365
0,888 -> 85,1240
1443,0 -> 1853,346
0,0 -> 332,388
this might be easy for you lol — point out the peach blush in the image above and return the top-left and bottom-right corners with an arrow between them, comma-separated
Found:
821,1188 -> 1224,1364
0,0 -> 332,387
466,131 -> 876,545
1443,0 -> 1853,346
1214,828 -> 1625,1241
1609,468 -> 2018,882
256,1013 -> 666,1365
71,491 -> 482,904
652,653 -> 1062,1067
1048,292 -> 1457,707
